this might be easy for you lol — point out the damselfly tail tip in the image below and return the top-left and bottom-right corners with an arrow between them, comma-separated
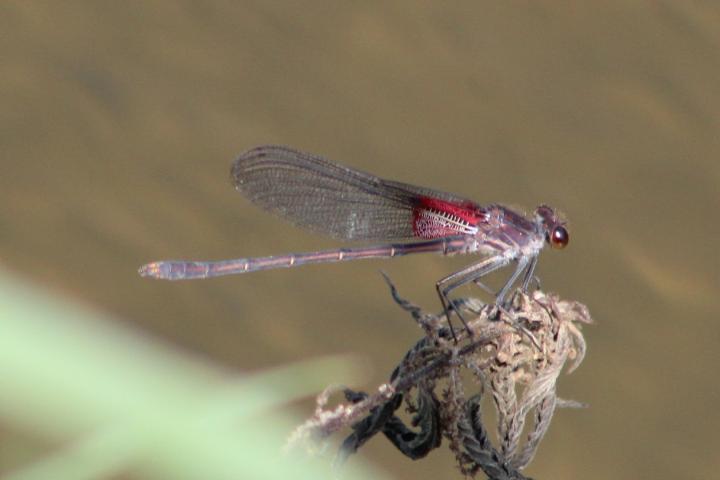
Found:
138,262 -> 171,279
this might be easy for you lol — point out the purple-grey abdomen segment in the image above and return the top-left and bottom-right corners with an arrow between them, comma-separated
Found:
138,237 -> 476,280
139,261 -> 213,280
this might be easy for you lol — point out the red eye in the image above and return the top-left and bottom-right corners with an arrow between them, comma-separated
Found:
550,226 -> 569,249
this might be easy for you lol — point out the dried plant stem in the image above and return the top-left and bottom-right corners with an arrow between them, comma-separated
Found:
287,277 -> 592,479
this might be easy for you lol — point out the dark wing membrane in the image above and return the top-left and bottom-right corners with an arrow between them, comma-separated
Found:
231,145 -> 478,241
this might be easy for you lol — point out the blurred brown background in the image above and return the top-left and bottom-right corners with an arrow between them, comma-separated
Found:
1,1 -> 719,478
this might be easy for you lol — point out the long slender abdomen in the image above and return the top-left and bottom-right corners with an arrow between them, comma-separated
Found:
138,238 -> 473,280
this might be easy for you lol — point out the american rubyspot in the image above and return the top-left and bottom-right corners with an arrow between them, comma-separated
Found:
139,145 -> 569,337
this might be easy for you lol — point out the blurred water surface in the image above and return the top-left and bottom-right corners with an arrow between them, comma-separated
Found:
1,2 -> 719,479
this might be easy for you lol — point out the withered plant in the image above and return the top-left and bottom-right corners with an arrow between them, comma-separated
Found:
288,276 -> 592,479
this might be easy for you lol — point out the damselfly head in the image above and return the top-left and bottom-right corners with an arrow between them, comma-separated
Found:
535,205 -> 569,250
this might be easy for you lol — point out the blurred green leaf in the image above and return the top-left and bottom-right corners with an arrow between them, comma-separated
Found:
0,270 -> 389,480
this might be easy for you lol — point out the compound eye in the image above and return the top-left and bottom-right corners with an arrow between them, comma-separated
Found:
550,226 -> 569,249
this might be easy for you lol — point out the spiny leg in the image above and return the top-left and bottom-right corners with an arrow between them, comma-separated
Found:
495,256 -> 531,307
436,256 -> 509,340
472,256 -> 534,308
473,256 -> 532,324
527,274 -> 542,292
492,257 -> 547,347
520,256 -> 539,292
472,278 -> 495,296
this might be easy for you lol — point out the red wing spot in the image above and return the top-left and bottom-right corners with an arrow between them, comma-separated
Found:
412,197 -> 482,238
